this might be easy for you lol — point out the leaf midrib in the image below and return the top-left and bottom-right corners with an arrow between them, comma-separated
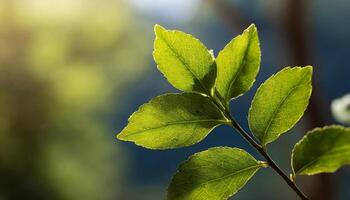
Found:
225,34 -> 252,100
199,164 -> 261,186
157,34 -> 210,93
122,119 -> 227,138
261,72 -> 309,144
187,163 -> 262,188
296,145 -> 350,174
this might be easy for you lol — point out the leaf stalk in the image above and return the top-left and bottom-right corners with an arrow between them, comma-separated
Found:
220,105 -> 309,200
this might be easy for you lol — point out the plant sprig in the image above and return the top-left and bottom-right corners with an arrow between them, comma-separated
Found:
117,24 -> 350,200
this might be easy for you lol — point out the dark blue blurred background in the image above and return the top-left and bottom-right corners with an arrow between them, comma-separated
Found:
0,0 -> 349,199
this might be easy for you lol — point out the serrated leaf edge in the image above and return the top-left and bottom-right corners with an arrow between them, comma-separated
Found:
248,66 -> 313,145
216,24 -> 260,101
116,93 -> 229,150
153,24 -> 215,94
291,125 -> 350,176
167,147 -> 264,200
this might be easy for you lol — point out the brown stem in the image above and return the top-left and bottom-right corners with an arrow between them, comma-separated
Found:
226,112 -> 309,200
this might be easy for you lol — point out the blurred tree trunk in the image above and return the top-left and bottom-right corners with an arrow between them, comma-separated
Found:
283,0 -> 333,199
0,12 -> 58,198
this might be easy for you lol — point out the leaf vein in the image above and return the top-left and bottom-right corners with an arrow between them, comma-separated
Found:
225,35 -> 251,100
296,145 -> 350,174
157,34 -> 209,93
123,119 -> 226,138
261,72 -> 309,144
191,163 -> 261,188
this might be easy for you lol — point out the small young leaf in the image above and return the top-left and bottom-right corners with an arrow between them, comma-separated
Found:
117,93 -> 228,149
153,24 -> 216,94
215,24 -> 260,102
168,147 -> 264,200
248,66 -> 312,146
292,125 -> 350,175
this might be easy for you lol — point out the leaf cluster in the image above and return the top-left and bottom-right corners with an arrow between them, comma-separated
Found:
117,24 -> 350,200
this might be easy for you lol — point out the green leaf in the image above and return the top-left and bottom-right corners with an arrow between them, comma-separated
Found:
248,66 -> 313,145
117,93 -> 228,149
215,24 -> 260,102
292,125 -> 350,175
153,24 -> 216,94
168,147 -> 265,200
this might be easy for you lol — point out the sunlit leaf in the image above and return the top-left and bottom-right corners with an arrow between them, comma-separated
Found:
248,66 -> 313,145
215,24 -> 260,102
292,125 -> 350,175
168,147 -> 264,200
117,93 -> 228,149
153,24 -> 216,94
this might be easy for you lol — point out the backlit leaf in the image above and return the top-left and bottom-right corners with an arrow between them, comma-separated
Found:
248,66 -> 313,145
153,24 -> 216,94
215,24 -> 260,102
117,93 -> 227,149
292,125 -> 350,175
168,147 -> 264,200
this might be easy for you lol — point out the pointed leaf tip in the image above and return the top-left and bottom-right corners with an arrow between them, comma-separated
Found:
154,24 -> 165,34
116,93 -> 226,149
215,24 -> 261,101
248,66 -> 313,145
153,25 -> 216,94
247,23 -> 257,31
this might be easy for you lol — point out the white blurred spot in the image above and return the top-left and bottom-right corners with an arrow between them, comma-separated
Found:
129,0 -> 201,23
331,94 -> 350,124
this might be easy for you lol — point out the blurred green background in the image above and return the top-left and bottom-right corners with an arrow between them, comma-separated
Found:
0,0 -> 349,199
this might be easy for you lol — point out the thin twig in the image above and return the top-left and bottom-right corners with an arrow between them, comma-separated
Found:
228,115 -> 309,200
210,97 -> 310,200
